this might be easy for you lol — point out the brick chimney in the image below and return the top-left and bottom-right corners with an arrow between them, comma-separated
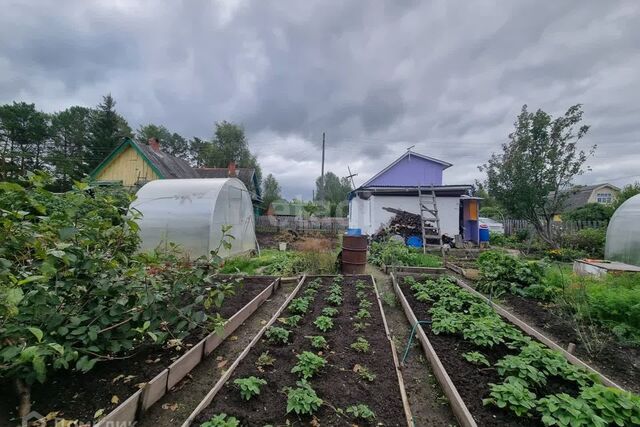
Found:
148,137 -> 160,152
228,161 -> 237,177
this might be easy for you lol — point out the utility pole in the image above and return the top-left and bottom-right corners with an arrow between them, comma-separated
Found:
320,132 -> 325,202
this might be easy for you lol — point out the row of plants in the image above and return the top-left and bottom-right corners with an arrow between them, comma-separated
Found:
0,175 -> 239,419
476,250 -> 640,346
369,239 -> 442,268
218,248 -> 337,276
196,275 -> 405,425
404,275 -> 640,426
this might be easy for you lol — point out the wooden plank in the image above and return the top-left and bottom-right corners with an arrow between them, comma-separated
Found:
452,277 -> 623,390
385,265 -> 448,275
371,275 -> 413,427
95,389 -> 142,427
181,275 -> 308,427
140,369 -> 169,412
204,279 -> 276,355
391,273 -> 478,427
167,340 -> 205,390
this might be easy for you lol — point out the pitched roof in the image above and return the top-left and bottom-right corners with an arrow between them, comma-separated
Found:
90,138 -> 198,180
360,150 -> 452,188
552,183 -> 620,212
195,167 -> 255,183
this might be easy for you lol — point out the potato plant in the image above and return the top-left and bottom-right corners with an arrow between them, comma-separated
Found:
345,403 -> 376,421
350,337 -> 370,353
265,326 -> 291,345
314,316 -> 334,332
306,335 -> 328,349
285,380 -> 323,415
200,413 -> 240,427
408,276 -> 640,426
233,376 -> 267,400
291,351 -> 327,379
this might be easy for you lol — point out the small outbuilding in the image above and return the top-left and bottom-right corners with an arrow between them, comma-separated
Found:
131,178 -> 257,258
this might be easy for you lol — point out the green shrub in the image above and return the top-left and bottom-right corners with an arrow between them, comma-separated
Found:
369,240 -> 442,267
562,228 -> 606,258
477,250 -> 546,297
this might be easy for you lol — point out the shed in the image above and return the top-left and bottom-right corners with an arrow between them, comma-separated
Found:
348,150 -> 477,243
131,178 -> 256,258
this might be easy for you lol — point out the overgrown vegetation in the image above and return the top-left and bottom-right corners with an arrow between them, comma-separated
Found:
0,176 -> 234,416
369,240 -> 442,268
219,249 -> 336,276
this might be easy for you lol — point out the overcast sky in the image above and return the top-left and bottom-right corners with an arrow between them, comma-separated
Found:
1,1 -> 639,199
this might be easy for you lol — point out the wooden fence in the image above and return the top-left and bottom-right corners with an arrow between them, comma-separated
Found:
255,215 -> 348,233
503,219 -> 608,236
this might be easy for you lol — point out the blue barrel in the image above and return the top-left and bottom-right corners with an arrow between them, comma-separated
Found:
406,235 -> 422,248
346,228 -> 362,236
479,225 -> 490,242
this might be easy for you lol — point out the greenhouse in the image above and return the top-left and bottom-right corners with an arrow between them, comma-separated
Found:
132,178 -> 257,258
605,194 -> 640,266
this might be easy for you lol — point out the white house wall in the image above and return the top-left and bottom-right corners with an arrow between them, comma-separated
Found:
349,195 -> 460,237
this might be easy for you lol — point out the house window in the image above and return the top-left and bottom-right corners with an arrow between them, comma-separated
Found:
596,192 -> 612,204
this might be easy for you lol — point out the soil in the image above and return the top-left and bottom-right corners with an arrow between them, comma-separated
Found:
0,276 -> 274,427
398,275 -> 576,427
137,277 -> 300,427
367,266 -> 457,426
256,231 -> 339,251
500,293 -> 640,393
195,275 -> 406,426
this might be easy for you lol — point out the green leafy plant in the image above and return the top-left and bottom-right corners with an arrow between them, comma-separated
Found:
256,351 -> 275,369
355,308 -> 371,320
353,364 -> 376,382
200,413 -> 240,427
579,384 -> 640,426
355,280 -> 368,291
483,376 -> 537,417
291,351 -> 327,379
285,315 -> 303,328
369,239 -> 442,267
345,404 -> 376,421
358,299 -> 373,309
233,376 -> 267,401
326,293 -> 343,306
536,393 -> 606,427
350,337 -> 370,353
462,351 -> 490,367
306,335 -> 328,349
288,297 -> 311,314
265,326 -> 290,345
353,322 -> 369,332
321,307 -> 339,317
314,316 -> 334,332
285,380 -> 323,415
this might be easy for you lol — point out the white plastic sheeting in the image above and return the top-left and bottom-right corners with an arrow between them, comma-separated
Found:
132,178 -> 256,258
605,194 -> 640,266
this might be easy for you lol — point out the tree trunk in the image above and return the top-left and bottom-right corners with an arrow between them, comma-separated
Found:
16,378 -> 31,417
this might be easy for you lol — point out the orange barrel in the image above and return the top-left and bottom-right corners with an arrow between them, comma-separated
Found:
342,235 -> 368,274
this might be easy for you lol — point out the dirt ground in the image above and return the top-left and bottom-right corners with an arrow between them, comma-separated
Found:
367,265 -> 457,426
257,230 -> 339,251
137,278 -> 299,427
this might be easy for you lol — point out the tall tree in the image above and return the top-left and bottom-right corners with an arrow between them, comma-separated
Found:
0,102 -> 49,181
48,106 -> 93,189
136,124 -> 190,159
88,94 -> 131,171
314,171 -> 352,217
203,121 -> 262,188
480,104 -> 593,246
262,174 -> 282,210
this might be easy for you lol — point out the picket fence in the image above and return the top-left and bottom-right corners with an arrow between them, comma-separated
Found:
255,215 -> 348,233
503,219 -> 608,235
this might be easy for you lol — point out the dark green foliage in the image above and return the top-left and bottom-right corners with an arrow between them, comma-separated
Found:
561,227 -> 606,259
306,335 -> 328,349
563,203 -> 613,221
265,326 -> 290,345
233,376 -> 267,400
288,297 -> 311,314
477,251 -> 547,298
285,380 -> 323,415
481,104 -> 593,246
345,404 -> 376,420
350,337 -> 370,353
369,240 -> 442,267
314,316 -> 334,332
321,307 -> 339,317
200,413 -> 240,427
291,351 -> 327,379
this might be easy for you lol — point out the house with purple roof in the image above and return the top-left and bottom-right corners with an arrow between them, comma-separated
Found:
348,150 -> 480,243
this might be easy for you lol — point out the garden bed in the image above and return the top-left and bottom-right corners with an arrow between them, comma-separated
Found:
392,272 -> 638,427
190,275 -> 410,426
500,293 -> 640,393
2,276 -> 277,426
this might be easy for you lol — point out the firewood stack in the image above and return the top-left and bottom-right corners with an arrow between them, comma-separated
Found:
372,207 -> 438,242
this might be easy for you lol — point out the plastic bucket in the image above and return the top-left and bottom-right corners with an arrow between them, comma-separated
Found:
406,235 -> 422,248
479,225 -> 490,242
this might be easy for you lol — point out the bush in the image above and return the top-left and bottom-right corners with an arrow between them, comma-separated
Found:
477,251 -> 547,298
545,247 -> 588,262
562,228 -> 606,259
369,240 -> 441,267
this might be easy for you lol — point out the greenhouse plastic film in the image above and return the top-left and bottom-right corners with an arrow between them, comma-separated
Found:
605,194 -> 640,266
131,178 -> 256,258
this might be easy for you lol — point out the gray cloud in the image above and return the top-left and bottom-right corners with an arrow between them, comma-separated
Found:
1,0 -> 640,199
